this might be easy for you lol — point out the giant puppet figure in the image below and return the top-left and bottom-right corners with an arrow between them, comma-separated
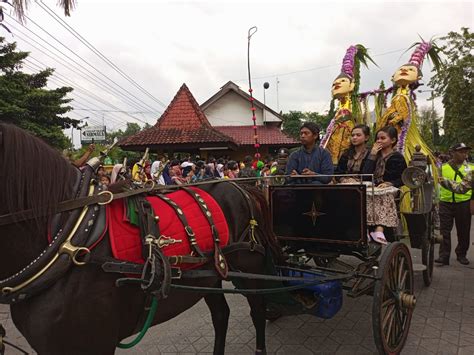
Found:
321,45 -> 375,165
377,40 -> 441,164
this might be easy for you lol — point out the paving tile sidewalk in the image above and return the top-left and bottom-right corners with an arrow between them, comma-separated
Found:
1,225 -> 473,354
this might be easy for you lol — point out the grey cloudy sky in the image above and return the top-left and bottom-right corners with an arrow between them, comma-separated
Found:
4,0 -> 472,141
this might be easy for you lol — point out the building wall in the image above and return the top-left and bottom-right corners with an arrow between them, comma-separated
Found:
203,91 -> 266,126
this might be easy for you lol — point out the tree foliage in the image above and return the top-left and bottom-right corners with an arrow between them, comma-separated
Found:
281,111 -> 331,139
417,106 -> 442,150
0,37 -> 77,149
428,28 -> 474,148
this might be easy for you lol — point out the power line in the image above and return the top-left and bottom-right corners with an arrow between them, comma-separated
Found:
37,0 -> 168,109
5,13 -> 161,114
15,11 -> 162,113
235,48 -> 406,81
7,23 -> 157,115
23,56 -> 153,125
72,108 -> 156,114
23,59 -> 153,127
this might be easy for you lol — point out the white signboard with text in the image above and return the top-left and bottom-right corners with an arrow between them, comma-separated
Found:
80,125 -> 106,144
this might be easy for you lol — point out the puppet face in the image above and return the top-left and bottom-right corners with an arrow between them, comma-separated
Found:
392,65 -> 421,86
331,75 -> 355,98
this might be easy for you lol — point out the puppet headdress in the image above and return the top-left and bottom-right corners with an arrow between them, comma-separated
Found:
332,44 -> 376,123
406,39 -> 442,72
339,44 -> 377,94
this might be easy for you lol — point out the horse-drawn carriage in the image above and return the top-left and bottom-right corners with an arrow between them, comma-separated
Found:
0,124 -> 437,355
261,145 -> 437,354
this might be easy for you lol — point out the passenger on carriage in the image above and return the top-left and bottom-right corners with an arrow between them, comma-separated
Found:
362,126 -> 407,188
362,126 -> 408,243
335,124 -> 371,182
285,122 -> 334,184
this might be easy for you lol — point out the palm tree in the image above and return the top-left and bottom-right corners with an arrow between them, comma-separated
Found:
3,0 -> 75,23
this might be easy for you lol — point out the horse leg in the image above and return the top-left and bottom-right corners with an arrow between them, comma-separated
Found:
204,283 -> 230,355
247,293 -> 267,354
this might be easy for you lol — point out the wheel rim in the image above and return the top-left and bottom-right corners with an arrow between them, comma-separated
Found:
373,243 -> 415,354
382,252 -> 414,350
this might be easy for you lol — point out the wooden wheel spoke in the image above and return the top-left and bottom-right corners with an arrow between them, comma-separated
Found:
385,307 -> 395,343
391,307 -> 400,347
390,307 -> 400,347
382,298 -> 396,309
397,255 -> 405,288
399,270 -> 408,290
383,304 -> 395,332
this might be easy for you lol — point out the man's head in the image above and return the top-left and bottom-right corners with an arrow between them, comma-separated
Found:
450,143 -> 471,164
331,73 -> 355,98
392,64 -> 422,86
243,155 -> 253,167
299,122 -> 320,148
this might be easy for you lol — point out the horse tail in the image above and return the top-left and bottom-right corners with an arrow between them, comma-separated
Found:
238,184 -> 284,264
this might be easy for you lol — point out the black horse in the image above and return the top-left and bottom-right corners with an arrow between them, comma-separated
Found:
0,123 -> 281,355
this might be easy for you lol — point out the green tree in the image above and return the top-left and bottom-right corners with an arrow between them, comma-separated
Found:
0,37 -> 77,149
107,122 -> 142,143
78,122 -> 144,164
429,28 -> 474,148
304,111 -> 332,133
281,111 -> 304,139
417,106 -> 442,149
281,111 -> 331,139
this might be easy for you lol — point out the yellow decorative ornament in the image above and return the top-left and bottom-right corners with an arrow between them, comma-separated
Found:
320,44 -> 376,165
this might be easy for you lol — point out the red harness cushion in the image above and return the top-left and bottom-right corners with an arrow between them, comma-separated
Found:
107,187 -> 229,269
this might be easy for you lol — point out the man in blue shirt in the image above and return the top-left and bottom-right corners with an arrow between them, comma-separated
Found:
286,122 -> 334,184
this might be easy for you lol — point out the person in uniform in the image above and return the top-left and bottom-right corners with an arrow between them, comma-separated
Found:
435,143 -> 473,265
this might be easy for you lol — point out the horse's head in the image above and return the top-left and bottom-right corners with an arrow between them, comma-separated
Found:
0,124 -> 79,278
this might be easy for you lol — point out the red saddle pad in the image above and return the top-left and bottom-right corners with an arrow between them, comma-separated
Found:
107,187 -> 229,269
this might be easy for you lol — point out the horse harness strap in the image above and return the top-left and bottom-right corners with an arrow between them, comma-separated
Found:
228,182 -> 261,246
0,167 -> 101,304
0,180 -> 160,227
153,193 -> 206,258
180,187 -> 228,278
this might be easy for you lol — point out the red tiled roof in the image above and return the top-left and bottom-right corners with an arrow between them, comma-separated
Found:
120,84 -> 234,147
214,125 -> 299,146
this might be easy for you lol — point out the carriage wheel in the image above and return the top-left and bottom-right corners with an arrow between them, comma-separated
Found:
421,211 -> 435,287
372,242 -> 415,355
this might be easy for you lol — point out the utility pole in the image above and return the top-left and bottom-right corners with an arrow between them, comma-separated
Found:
276,77 -> 280,112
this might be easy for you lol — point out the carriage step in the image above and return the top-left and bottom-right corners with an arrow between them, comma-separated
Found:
412,263 -> 427,272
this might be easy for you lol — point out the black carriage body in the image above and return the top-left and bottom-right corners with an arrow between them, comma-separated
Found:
269,184 -> 368,254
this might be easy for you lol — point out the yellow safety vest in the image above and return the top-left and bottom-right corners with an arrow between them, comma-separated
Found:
439,162 -> 473,203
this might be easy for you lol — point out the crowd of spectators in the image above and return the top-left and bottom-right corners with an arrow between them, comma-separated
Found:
93,154 -> 282,188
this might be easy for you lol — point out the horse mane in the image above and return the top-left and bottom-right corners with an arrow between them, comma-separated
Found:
237,184 -> 284,263
0,123 -> 77,222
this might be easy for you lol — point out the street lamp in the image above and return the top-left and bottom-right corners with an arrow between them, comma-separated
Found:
263,82 -> 269,123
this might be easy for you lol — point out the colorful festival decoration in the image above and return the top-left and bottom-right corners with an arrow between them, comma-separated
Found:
376,39 -> 442,164
321,44 -> 376,165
